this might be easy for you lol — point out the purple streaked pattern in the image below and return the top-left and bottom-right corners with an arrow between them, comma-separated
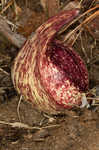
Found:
12,9 -> 89,114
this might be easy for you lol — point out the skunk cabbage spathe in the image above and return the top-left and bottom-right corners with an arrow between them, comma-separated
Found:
12,9 -> 89,114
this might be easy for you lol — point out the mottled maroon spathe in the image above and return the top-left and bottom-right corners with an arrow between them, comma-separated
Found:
12,9 -> 89,114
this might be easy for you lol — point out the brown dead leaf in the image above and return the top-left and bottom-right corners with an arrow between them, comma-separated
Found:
17,11 -> 46,37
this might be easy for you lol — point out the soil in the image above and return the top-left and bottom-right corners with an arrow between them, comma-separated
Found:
0,97 -> 99,150
0,0 -> 99,150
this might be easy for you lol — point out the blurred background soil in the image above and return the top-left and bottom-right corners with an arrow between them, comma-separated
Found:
0,0 -> 99,150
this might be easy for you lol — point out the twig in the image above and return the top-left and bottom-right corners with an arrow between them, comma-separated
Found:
17,95 -> 23,122
87,56 -> 99,66
58,5 -> 99,35
0,0 -> 14,15
0,120 -> 60,130
0,67 -> 10,76
87,97 -> 99,100
84,24 -> 96,39
0,15 -> 26,48
0,0 -> 7,8
0,121 -> 41,130
80,30 -> 89,62
41,124 -> 60,129
63,10 -> 99,42
70,28 -> 83,46
0,52 -> 11,60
